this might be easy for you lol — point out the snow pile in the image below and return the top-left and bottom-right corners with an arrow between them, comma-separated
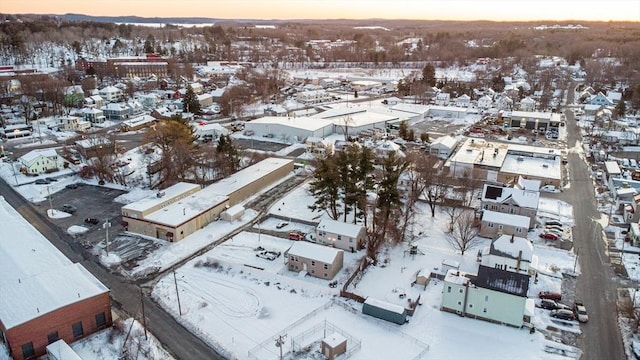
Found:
48,209 -> 72,219
67,225 -> 89,236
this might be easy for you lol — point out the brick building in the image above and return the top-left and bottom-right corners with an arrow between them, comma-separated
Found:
0,197 -> 112,360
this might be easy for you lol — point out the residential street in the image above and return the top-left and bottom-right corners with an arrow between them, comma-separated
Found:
0,179 -> 225,360
560,89 -> 625,359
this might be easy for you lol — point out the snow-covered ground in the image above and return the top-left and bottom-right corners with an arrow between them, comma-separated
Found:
0,131 -> 586,360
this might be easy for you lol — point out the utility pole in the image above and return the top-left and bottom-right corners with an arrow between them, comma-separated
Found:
173,270 -> 183,316
47,185 -> 53,215
140,288 -> 148,340
275,334 -> 287,360
103,219 -> 111,256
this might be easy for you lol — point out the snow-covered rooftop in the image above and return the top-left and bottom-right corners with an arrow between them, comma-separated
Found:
481,210 -> 530,228
364,297 -> 406,314
205,157 -> 293,197
501,154 -> 561,180
122,182 -> 201,213
19,148 -> 57,164
481,184 -> 539,209
247,116 -> 333,131
288,241 -> 342,264
317,218 -> 364,238
491,234 -> 534,261
0,197 -> 109,329
144,188 -> 228,227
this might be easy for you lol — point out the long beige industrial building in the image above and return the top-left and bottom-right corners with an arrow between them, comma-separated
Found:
121,157 -> 293,241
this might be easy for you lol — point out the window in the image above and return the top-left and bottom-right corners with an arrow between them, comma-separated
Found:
47,331 -> 59,344
21,342 -> 34,359
457,301 -> 462,305
311,261 -> 315,266
483,308 -> 487,313
337,235 -> 342,240
324,264 -> 328,270
498,225 -> 503,230
488,223 -> 494,228
311,270 -> 315,274
95,312 -> 107,329
484,295 -> 489,302
516,227 -> 522,233
72,321 -> 84,338
447,286 -> 451,293
468,304 -> 473,308
459,288 -> 463,293
324,273 -> 328,277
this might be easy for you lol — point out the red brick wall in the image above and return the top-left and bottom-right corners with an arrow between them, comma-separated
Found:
3,293 -> 111,360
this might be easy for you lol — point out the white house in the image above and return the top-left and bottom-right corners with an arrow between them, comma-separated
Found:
477,95 -> 493,110
81,108 -> 106,124
98,86 -> 124,103
429,135 -> 459,160
83,95 -> 105,109
440,267 -> 533,328
19,149 -> 59,174
315,218 -> 365,252
296,90 -> 334,105
455,94 -> 471,108
589,92 -> 614,106
497,96 -> 514,111
480,234 -> 537,276
58,115 -> 91,132
519,97 -> 536,112
434,92 -> 450,106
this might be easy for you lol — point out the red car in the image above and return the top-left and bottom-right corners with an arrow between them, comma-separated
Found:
539,232 -> 559,240
288,232 -> 305,241
539,291 -> 562,301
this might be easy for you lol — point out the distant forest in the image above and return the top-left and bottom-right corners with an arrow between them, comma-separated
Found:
1,13 -> 639,86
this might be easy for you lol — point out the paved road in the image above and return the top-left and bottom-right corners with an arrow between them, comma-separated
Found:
559,88 -> 625,359
0,179 -> 225,360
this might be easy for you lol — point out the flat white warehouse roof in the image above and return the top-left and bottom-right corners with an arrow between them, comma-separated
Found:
501,155 -> 561,180
144,189 -> 228,227
122,182 -> 201,213
206,157 -> 293,197
247,116 -> 333,131
0,197 -> 109,329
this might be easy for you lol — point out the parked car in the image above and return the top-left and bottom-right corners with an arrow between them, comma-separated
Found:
551,309 -> 575,321
62,204 -> 77,214
84,217 -> 100,225
539,299 -> 571,311
574,301 -> 589,323
288,231 -> 305,241
545,225 -> 564,232
65,183 -> 78,189
276,221 -> 289,229
545,220 -> 562,227
545,228 -> 564,238
45,177 -> 57,182
34,179 -> 50,185
539,291 -> 562,301
539,232 -> 559,241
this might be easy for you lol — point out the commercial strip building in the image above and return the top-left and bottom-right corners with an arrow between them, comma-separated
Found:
122,157 -> 294,241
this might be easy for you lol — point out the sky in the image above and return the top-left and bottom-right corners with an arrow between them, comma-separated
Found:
1,0 -> 639,22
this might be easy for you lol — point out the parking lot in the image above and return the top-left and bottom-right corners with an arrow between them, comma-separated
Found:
34,183 -> 126,246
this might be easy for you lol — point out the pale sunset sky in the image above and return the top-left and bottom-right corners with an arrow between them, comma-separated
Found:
1,0 -> 639,21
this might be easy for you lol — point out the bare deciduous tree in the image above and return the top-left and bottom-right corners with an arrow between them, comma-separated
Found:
444,210 -> 480,255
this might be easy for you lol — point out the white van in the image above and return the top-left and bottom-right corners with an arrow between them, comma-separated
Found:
630,159 -> 638,169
